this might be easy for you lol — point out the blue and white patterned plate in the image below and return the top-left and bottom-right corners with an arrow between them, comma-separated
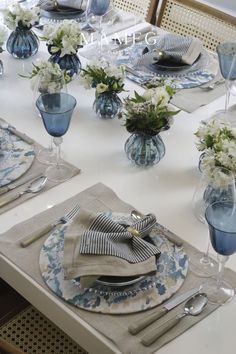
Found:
117,42 -> 216,89
0,128 -> 35,187
39,213 -> 188,314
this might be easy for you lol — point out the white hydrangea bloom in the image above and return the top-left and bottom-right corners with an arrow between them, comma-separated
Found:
4,4 -> 40,30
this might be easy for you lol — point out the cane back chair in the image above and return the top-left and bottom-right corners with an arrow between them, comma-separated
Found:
156,0 -> 236,52
113,0 -> 159,23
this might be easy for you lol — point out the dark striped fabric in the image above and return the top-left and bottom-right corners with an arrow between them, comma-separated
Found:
79,213 -> 161,263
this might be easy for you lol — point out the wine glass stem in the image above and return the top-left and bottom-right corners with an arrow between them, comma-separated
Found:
53,137 -> 62,168
201,241 -> 211,264
216,255 -> 228,289
225,80 -> 232,111
98,17 -> 102,59
49,136 -> 53,153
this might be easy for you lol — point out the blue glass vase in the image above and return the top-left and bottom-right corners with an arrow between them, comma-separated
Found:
125,133 -> 165,167
6,26 -> 39,59
93,91 -> 122,119
48,50 -> 81,78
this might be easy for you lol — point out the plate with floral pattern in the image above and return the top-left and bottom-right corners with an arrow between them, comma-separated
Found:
39,213 -> 188,314
0,128 -> 35,187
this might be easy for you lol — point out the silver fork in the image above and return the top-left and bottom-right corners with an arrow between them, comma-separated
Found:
20,203 -> 80,247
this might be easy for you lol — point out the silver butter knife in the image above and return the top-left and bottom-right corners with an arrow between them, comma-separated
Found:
20,202 -> 81,247
0,121 -> 34,145
0,173 -> 43,196
128,287 -> 200,334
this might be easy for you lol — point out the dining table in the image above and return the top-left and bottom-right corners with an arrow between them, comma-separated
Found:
0,10 -> 236,354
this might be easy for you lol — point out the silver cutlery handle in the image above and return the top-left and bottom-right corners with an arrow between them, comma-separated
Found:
141,316 -> 181,346
164,233 -> 183,248
0,192 -> 21,208
128,307 -> 168,334
20,222 -> 56,247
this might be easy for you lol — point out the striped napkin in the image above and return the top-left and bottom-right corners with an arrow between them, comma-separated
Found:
63,208 -> 161,287
144,33 -> 203,66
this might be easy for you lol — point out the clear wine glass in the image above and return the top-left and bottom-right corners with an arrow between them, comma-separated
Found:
191,166 -> 235,277
203,201 -> 236,304
81,0 -> 95,32
87,0 -> 111,59
34,74 -> 68,165
36,92 -> 77,183
214,42 -> 236,124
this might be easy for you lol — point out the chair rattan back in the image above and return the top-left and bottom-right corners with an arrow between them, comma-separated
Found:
113,0 -> 159,23
156,0 -> 236,51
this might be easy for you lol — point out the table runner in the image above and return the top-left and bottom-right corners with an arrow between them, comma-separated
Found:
0,117 -> 80,215
1,183 -> 236,354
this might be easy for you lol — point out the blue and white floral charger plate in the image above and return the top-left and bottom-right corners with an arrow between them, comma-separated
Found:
0,128 -> 35,187
39,213 -> 188,314
116,42 -> 217,89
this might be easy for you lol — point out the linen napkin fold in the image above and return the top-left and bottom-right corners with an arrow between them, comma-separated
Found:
63,208 -> 161,287
145,33 -> 203,66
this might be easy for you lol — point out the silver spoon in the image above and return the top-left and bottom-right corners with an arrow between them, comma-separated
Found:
141,293 -> 208,346
0,175 -> 47,208
131,209 -> 183,248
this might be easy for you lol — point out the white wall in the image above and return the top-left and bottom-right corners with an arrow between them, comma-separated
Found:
199,0 -> 236,16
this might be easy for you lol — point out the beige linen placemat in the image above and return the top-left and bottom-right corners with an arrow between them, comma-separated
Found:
1,183 -> 236,354
0,117 -> 80,215
171,82 -> 225,113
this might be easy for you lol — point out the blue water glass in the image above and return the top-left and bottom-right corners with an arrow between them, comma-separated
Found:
205,201 -> 236,256
90,0 -> 110,16
217,43 -> 236,80
36,93 -> 76,137
36,93 -> 77,182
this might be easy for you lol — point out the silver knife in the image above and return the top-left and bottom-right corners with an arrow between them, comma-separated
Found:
0,173 -> 43,196
0,121 -> 34,145
128,287 -> 200,334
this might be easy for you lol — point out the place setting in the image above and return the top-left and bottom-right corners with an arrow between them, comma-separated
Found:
0,90 -> 80,214
1,179 -> 236,354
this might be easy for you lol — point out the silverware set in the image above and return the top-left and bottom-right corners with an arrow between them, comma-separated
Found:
20,202 -> 81,247
140,292 -> 208,346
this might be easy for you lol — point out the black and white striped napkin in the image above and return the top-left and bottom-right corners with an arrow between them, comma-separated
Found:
79,213 -> 161,263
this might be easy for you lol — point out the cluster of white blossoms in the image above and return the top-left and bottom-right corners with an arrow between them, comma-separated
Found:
28,60 -> 70,94
42,20 -> 83,57
80,63 -> 125,94
142,86 -> 171,107
195,119 -> 236,185
0,24 -> 8,51
4,4 -> 40,30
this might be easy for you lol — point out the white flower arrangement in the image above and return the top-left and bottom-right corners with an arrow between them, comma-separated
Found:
42,20 -> 83,57
80,62 -> 125,95
122,85 -> 178,135
195,119 -> 236,186
23,60 -> 71,94
0,24 -> 8,52
4,4 -> 40,30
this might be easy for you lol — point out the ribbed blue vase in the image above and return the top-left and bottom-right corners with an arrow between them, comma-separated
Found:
6,26 -> 39,59
125,133 -> 165,167
93,91 -> 122,119
48,50 -> 81,78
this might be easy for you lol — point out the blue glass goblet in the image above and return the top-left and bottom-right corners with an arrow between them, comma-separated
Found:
204,201 -> 236,304
87,0 -> 111,59
36,92 -> 77,183
214,42 -> 236,125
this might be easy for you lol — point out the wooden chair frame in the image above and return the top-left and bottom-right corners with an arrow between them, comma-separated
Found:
113,0 -> 159,23
156,0 -> 236,51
